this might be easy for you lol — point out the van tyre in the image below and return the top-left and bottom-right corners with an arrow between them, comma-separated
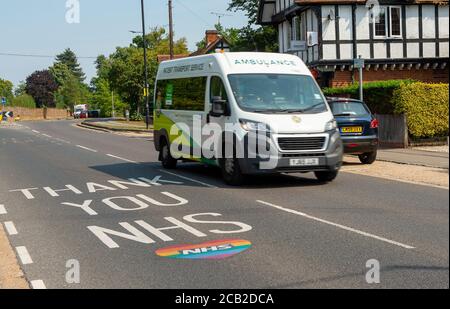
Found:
315,171 -> 338,182
359,151 -> 377,164
221,158 -> 245,186
161,141 -> 177,169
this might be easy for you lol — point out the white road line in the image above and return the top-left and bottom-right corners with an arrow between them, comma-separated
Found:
30,280 -> 46,289
15,246 -> 33,265
257,200 -> 416,250
76,145 -> 98,153
3,221 -> 18,235
159,169 -> 217,188
0,204 -> 6,215
106,154 -> 138,164
42,134 -> 52,138
32,130 -> 40,134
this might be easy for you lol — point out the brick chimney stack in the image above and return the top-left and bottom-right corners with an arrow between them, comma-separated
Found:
205,30 -> 219,46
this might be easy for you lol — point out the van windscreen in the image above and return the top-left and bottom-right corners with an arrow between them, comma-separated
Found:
228,74 -> 327,114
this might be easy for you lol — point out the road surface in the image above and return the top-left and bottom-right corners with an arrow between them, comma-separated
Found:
0,120 -> 448,289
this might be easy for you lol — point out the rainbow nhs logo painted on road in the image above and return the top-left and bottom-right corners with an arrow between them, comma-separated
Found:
155,239 -> 252,260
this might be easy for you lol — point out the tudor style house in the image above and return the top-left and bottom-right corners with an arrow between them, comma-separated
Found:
258,0 -> 449,87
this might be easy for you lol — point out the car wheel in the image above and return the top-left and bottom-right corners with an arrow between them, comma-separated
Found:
359,151 -> 377,164
221,157 -> 245,186
161,140 -> 177,169
314,171 -> 338,182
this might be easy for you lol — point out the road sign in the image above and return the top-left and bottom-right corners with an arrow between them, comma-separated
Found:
354,58 -> 365,69
289,40 -> 307,52
1,97 -> 6,105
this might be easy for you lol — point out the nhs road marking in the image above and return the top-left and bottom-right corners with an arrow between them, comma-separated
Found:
16,246 -> 33,265
76,145 -> 98,153
88,212 -> 252,249
0,204 -> 6,215
42,134 -> 52,138
9,176 -> 182,200
107,154 -> 138,164
159,170 -> 217,189
9,188 -> 38,200
30,280 -> 46,289
257,200 -> 416,250
32,130 -> 40,134
3,221 -> 18,235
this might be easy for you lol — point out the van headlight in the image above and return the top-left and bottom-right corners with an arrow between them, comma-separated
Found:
240,119 -> 271,133
325,119 -> 337,131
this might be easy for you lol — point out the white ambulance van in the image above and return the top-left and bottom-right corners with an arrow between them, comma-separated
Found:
153,52 -> 343,185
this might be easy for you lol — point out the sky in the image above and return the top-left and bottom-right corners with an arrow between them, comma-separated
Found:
0,0 -> 248,88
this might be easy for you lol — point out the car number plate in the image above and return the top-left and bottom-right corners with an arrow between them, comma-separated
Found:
290,158 -> 320,166
341,126 -> 363,133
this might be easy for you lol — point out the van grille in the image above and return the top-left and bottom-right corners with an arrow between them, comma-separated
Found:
277,137 -> 326,151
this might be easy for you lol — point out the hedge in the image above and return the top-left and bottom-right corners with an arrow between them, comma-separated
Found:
322,79 -> 415,114
393,82 -> 449,139
11,94 -> 36,108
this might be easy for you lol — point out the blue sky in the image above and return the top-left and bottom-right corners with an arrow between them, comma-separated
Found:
0,0 -> 248,88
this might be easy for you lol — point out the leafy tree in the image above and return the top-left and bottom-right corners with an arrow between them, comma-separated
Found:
25,70 -> 58,108
228,0 -> 260,25
14,81 -> 27,97
221,0 -> 278,52
95,27 -> 189,114
132,27 -> 189,55
91,78 -> 127,117
0,78 -> 14,104
55,48 -> 86,82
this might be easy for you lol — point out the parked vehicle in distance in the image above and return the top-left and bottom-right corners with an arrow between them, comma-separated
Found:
88,110 -> 100,118
153,52 -> 343,185
74,104 -> 89,119
327,97 -> 379,164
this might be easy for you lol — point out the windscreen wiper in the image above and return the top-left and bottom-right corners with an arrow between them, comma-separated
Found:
294,103 -> 326,113
333,113 -> 353,117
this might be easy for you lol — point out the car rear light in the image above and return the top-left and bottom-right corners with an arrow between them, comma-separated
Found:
370,119 -> 379,129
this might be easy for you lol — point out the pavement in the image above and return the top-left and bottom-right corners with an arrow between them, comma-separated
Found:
378,148 -> 449,169
0,120 -> 448,289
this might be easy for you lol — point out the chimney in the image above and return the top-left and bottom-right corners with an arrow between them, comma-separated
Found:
205,30 -> 219,46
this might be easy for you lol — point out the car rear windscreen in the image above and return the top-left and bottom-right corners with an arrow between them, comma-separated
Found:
330,101 -> 371,117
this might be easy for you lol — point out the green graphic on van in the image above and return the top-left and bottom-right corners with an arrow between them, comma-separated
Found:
165,83 -> 174,106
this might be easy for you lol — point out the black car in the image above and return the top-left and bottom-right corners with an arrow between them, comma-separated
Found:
327,97 -> 379,164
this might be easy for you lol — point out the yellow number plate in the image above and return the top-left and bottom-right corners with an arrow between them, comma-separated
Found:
341,126 -> 363,133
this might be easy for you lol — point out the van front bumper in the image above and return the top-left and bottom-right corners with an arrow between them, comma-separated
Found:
238,130 -> 343,175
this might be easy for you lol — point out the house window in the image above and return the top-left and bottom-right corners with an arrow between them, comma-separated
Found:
373,6 -> 402,38
390,6 -> 402,37
374,7 -> 387,37
291,16 -> 305,41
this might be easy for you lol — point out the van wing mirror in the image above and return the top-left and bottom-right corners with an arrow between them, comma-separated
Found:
210,96 -> 227,117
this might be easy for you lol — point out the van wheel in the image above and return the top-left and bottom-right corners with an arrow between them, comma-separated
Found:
161,141 -> 177,169
221,158 -> 244,186
315,171 -> 338,183
359,151 -> 377,164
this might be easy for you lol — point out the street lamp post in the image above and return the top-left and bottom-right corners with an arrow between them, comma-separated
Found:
140,0 -> 150,130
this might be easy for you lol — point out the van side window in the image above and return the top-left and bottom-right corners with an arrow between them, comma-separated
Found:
210,76 -> 228,102
156,77 -> 206,111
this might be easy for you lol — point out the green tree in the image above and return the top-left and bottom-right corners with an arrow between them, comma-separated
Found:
228,0 -> 260,24
95,27 -> 189,114
0,78 -> 14,104
223,0 -> 278,52
55,48 -> 86,82
14,81 -> 27,97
